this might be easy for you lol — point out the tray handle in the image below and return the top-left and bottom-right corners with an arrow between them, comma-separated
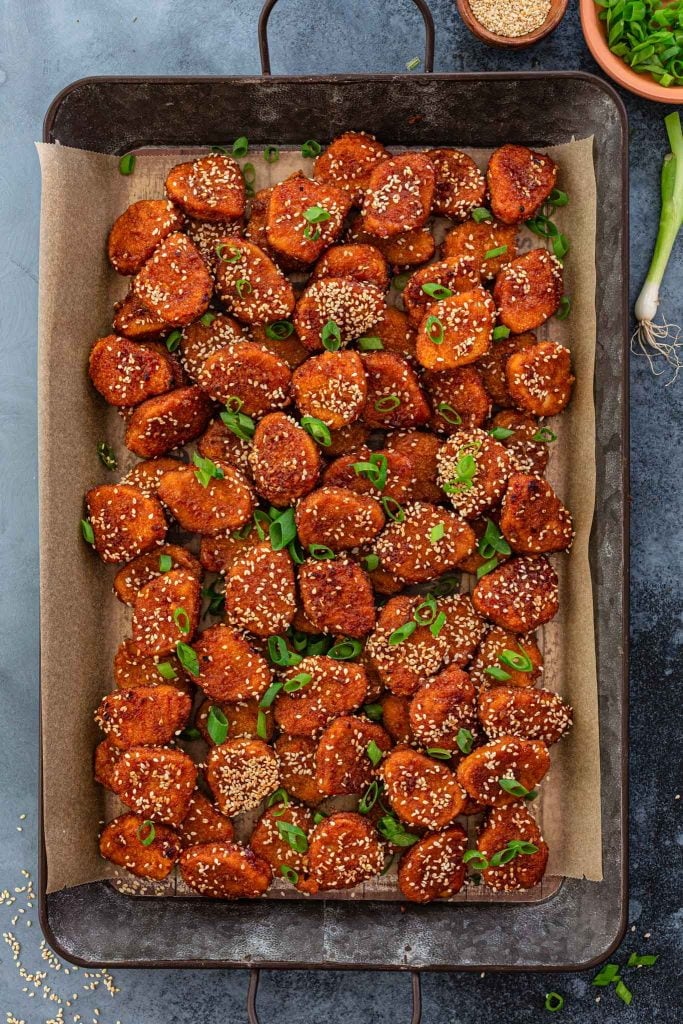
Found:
247,967 -> 422,1023
258,0 -> 435,75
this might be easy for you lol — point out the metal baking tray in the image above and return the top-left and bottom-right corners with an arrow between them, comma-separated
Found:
39,0 -> 629,984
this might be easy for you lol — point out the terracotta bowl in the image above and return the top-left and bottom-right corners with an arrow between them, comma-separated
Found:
457,0 -> 568,49
580,0 -> 683,103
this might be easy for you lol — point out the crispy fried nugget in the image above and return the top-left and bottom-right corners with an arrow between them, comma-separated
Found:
99,813 -> 181,880
131,568 -> 201,656
398,825 -> 468,903
380,748 -> 467,829
402,257 -> 480,329
310,243 -> 389,291
313,131 -> 390,203
487,144 -> 557,225
362,153 -> 435,238
250,803 -> 314,876
374,501 -> 475,585
197,338 -> 292,419
367,306 -> 417,361
197,418 -> 252,475
273,655 -> 368,737
199,528 -> 259,574
472,554 -> 559,632
194,623 -> 271,702
177,791 -> 234,849
185,217 -> 244,278
251,323 -> 309,370
121,457 -> 185,498
494,250 -> 563,333
489,410 -> 550,477
225,541 -> 297,636
428,148 -> 487,221
365,595 -> 450,697
476,331 -> 537,408
506,340 -> 574,417
294,277 -> 385,353
292,350 -> 367,429
346,212 -> 436,268
215,237 -> 295,325
112,745 -> 197,825
379,694 -> 415,744
196,697 -> 274,744
383,431 -> 442,503
86,483 -> 167,564
165,153 -> 246,221
469,627 -> 543,690
113,291 -> 170,341
125,386 -> 214,458
113,638 -> 192,693
416,288 -> 495,371
315,716 -> 392,796
266,173 -> 352,265
478,686 -> 573,745
442,218 -> 517,280
439,593 -> 488,668
113,543 -> 201,606
436,428 -> 511,519
95,684 -> 191,749
456,736 -> 550,806
409,666 -> 477,751
274,735 -> 327,805
179,842 -> 272,898
298,555 -> 376,637
179,313 -> 244,381
245,186 -> 307,274
500,473 -> 573,553
88,335 -> 174,406
249,413 -> 321,506
205,737 -> 280,816
295,487 -> 385,551
132,232 -> 212,327
478,803 -> 549,891
94,739 -> 123,791
360,351 -> 431,429
322,446 -> 415,503
426,367 -> 491,434
304,811 -> 384,892
108,199 -> 184,275
157,462 -> 255,535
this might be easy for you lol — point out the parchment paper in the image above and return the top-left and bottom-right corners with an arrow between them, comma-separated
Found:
37,138 -> 601,896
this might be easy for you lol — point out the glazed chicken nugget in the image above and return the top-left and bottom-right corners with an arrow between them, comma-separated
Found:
199,528 -> 259,574
113,543 -> 201,606
438,593 -> 488,668
88,335 -> 174,406
132,232 -> 212,327
383,430 -> 442,504
194,623 -> 271,702
266,172 -> 352,265
477,803 -> 549,892
274,735 -> 326,805
121,457 -> 184,498
225,541 -> 297,636
360,351 -> 431,429
426,367 -> 491,434
177,791 -> 234,849
469,627 -> 543,690
215,237 -> 295,325
409,666 -> 478,751
113,291 -> 170,341
489,410 -> 550,478
185,217 -> 244,279
197,418 -> 252,476
99,813 -> 181,880
416,288 -> 495,371
165,153 -> 246,221
95,684 -> 191,749
298,555 -> 376,638
305,812 -> 384,892
322,446 -> 415,503
310,243 -> 389,292
315,716 -> 392,796
295,487 -> 385,552
249,413 -> 321,506
487,144 -> 558,225
112,745 -> 197,825
179,842 -> 272,898
427,148 -> 487,221
402,257 -> 480,329
365,595 -> 450,697
205,738 -> 280,816
472,554 -> 559,632
292,350 -> 367,429
245,186 -> 307,274
398,825 -> 468,903
196,697 -> 274,745
367,306 -> 417,362
380,748 -> 467,829
85,483 -> 167,564
346,213 -> 436,268
500,473 -> 574,553
199,341 -> 292,416
442,218 -> 517,281
179,313 -> 244,381
313,131 -> 390,204
362,153 -> 435,238
273,655 -> 368,737
380,694 -> 415,745
478,686 -> 573,745
251,323 -> 309,370
506,340 -> 574,417
125,386 -> 214,458
157,462 -> 254,535
374,501 -> 475,585
457,736 -> 550,807
436,428 -> 512,520
108,199 -> 184,275
113,638 -> 192,694
250,803 -> 314,877
131,568 -> 201,656
476,331 -> 537,408
494,249 -> 563,333
294,278 -> 385,353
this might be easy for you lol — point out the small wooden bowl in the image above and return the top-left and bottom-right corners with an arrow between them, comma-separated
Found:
457,0 -> 568,49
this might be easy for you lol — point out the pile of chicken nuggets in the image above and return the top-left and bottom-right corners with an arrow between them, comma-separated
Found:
89,133 -> 576,903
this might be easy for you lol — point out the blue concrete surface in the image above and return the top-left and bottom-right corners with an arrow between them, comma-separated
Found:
0,0 -> 680,1020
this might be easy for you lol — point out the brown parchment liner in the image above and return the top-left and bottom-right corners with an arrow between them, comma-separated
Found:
37,139 -> 600,897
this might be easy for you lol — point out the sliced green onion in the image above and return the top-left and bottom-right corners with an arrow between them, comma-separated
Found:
303,225 -> 321,241
361,553 -> 380,572
308,543 -> 335,560
489,846 -> 519,867
359,780 -> 380,813
118,153 -> 136,176
352,453 -> 388,489
493,325 -> 511,340
373,394 -> 401,413
176,641 -> 199,677
389,621 -> 418,645
413,593 -> 437,625
303,205 -> 331,224
556,296 -> 571,321
269,508 -> 297,551
498,777 -> 537,800
283,672 -> 312,693
207,705 -> 229,745
267,635 -> 302,667
210,145 -> 229,155
380,496 -> 404,522
256,710 -> 268,739
202,579 -> 225,617
159,554 -> 173,572
406,56 -> 421,70
429,523 -> 445,543
301,139 -> 322,158
376,814 -> 419,846
549,189 -> 569,208
137,820 -> 155,845
166,329 -> 182,352
193,451 -> 225,488
288,537 -> 306,565
321,320 -> 342,351
430,611 -> 447,637
484,664 -> 512,681
279,864 -> 299,885
235,278 -> 252,297
313,810 -> 327,825
392,272 -> 412,290
463,850 -> 489,870
499,648 -> 533,673
232,136 -> 249,157
426,747 -> 451,760
592,963 -> 621,987
532,426 -> 557,443
81,518 -> 95,545
265,320 -> 294,340
242,162 -> 256,185
260,682 -> 284,708
489,426 -> 515,440
552,233 -> 570,260
484,245 -> 508,260
173,607 -> 190,635
627,953 -> 659,968
276,820 -> 308,853
476,557 -> 498,580
427,573 -> 460,597
328,638 -> 363,660
615,981 -> 632,1006
301,416 -> 332,447
456,728 -> 474,754
472,207 -> 492,223
358,336 -> 383,351
363,702 -> 384,722
200,312 -> 216,326
421,282 -> 453,300
544,992 -> 565,1012
478,519 -> 511,560
263,144 -> 279,163
216,243 -> 242,264
156,661 -> 177,680
220,406 -> 256,441
97,442 -> 117,471
437,402 -> 462,426
268,788 -> 290,813
425,315 -> 444,344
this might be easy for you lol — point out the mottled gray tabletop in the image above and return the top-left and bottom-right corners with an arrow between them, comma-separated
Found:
0,0 -> 681,1021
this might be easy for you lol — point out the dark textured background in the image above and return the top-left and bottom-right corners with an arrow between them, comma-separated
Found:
0,0 -> 681,1020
